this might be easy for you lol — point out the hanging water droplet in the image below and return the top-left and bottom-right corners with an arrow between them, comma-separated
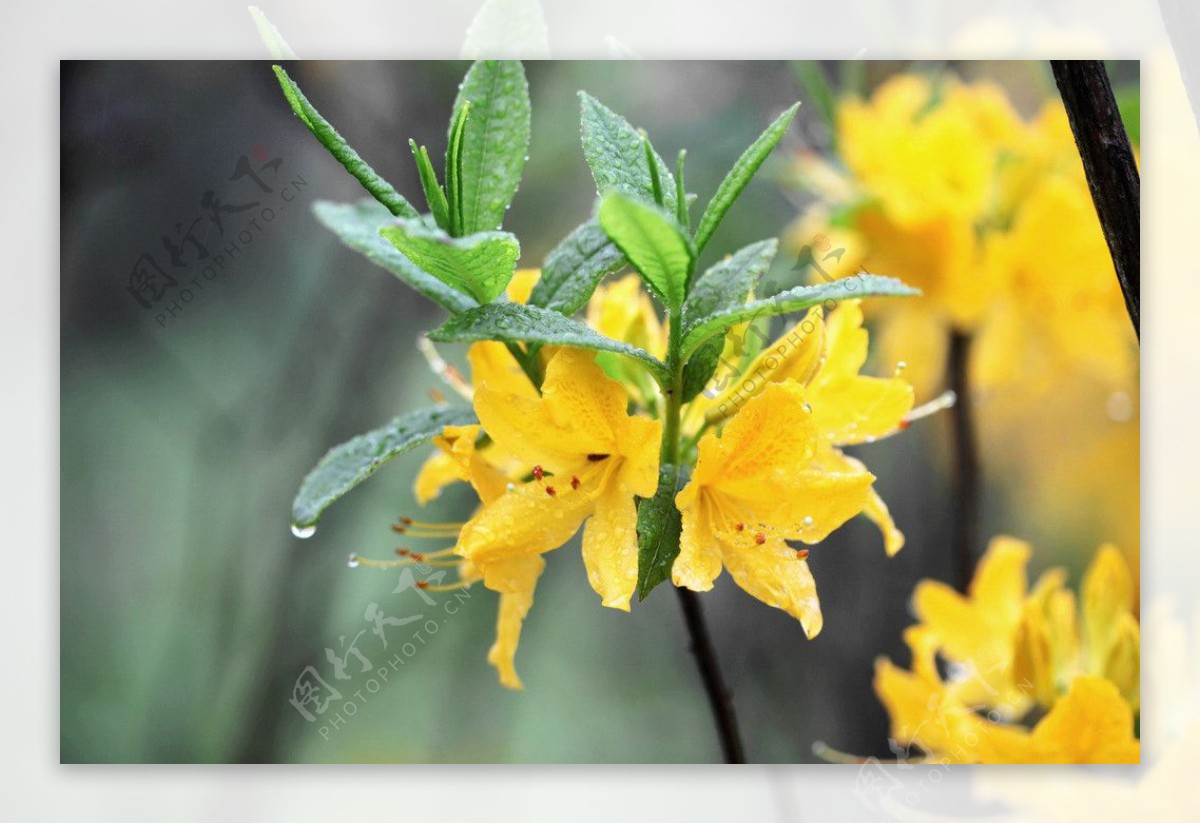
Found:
346,554 -> 360,569
291,523 -> 316,539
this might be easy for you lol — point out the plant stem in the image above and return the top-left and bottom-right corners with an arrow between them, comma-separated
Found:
676,586 -> 747,763
663,305 -> 745,763
947,330 -> 979,593
1050,60 -> 1140,339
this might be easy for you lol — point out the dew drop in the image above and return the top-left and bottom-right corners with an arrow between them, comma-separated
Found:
802,402 -> 813,414
346,554 -> 360,568
802,515 -> 814,528
291,523 -> 316,539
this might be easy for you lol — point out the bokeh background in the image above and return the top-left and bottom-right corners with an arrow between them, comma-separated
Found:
60,59 -> 1138,764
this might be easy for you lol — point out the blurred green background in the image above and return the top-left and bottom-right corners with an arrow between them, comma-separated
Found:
60,60 -> 1137,763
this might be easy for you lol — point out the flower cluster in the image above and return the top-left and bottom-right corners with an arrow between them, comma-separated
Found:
790,72 -> 1137,399
412,281 -> 915,686
873,538 -> 1140,763
279,60 -> 919,691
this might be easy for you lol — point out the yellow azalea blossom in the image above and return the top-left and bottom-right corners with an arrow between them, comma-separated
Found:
672,380 -> 876,637
697,301 -> 914,556
459,347 -> 661,612
414,423 -> 542,689
1014,543 -> 1140,711
873,625 -> 994,763
873,538 -> 1141,763
909,536 -> 1035,716
980,675 -> 1140,764
585,274 -> 669,410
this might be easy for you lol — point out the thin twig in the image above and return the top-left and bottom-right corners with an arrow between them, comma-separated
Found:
948,330 -> 979,593
675,587 -> 747,763
1050,60 -> 1141,339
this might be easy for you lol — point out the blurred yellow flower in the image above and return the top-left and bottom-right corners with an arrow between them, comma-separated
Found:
874,537 -> 1140,763
790,73 -> 1136,401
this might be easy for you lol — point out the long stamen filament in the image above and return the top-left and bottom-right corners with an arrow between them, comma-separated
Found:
417,336 -> 474,401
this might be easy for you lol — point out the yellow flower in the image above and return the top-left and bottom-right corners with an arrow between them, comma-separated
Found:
585,273 -> 668,410
671,380 -> 875,637
874,538 -> 1141,763
909,536 -> 1034,715
980,675 -> 1140,764
1014,543 -> 1140,711
699,301 -> 914,556
413,423 -> 542,689
459,347 -> 661,612
585,273 -> 668,360
792,73 -> 1135,401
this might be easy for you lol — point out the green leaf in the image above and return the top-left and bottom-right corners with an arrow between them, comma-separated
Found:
579,92 -> 676,209
450,60 -> 532,235
445,100 -> 471,235
312,200 -> 477,314
681,275 -> 919,360
380,220 -> 519,304
680,238 -> 777,401
429,302 -> 670,384
409,139 -> 451,232
528,218 -> 627,315
291,405 -> 477,529
598,193 -> 692,310
693,103 -> 799,254
636,464 -> 683,600
272,65 -> 418,220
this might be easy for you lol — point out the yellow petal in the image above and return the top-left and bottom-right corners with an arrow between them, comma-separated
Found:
968,536 -> 1032,622
811,447 -> 904,554
474,348 -> 628,472
468,341 -> 536,398
981,675 -> 1140,763
816,300 -> 868,380
1103,613 -> 1140,712
505,268 -> 541,304
1082,543 -> 1134,673
581,484 -> 639,610
458,469 -> 602,571
808,374 -> 914,446
721,534 -> 823,637
705,308 -> 825,421
414,450 -> 464,505
913,536 -> 1030,668
485,554 -> 544,690
692,382 -> 819,493
672,496 -> 724,592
